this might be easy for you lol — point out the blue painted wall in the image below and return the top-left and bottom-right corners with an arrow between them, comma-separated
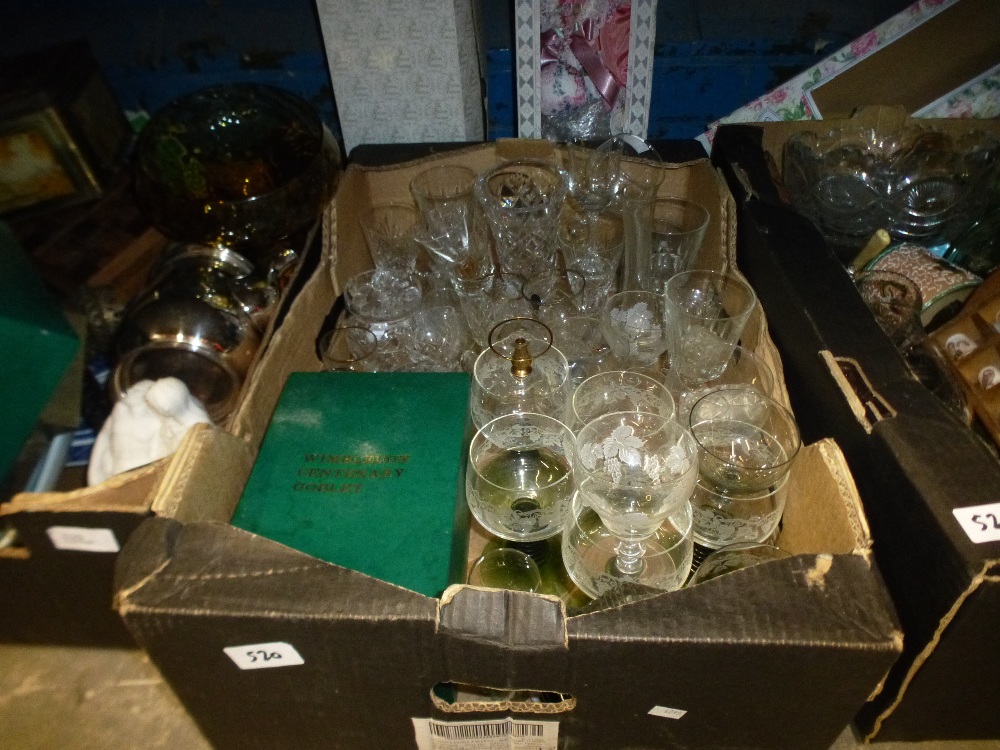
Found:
0,0 -> 338,134
1,0 -> 916,143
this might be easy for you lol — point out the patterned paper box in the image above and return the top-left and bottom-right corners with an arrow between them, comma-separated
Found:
516,0 -> 658,139
315,0 -> 484,154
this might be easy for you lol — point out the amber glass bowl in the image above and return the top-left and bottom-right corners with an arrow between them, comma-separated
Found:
133,83 -> 341,253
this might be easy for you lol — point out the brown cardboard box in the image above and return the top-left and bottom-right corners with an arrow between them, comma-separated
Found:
0,224 -> 322,646
113,141 -> 902,750
712,112 -> 1000,742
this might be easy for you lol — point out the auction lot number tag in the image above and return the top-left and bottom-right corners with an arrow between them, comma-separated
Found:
47,526 -> 120,553
953,502 -> 1000,544
413,718 -> 558,750
224,642 -> 304,670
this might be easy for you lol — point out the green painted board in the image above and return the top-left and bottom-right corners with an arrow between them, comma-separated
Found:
232,371 -> 472,598
0,222 -> 80,484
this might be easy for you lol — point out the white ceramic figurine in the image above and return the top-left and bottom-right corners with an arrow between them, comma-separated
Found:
87,377 -> 212,486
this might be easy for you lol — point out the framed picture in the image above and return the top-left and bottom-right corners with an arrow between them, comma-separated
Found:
0,106 -> 103,218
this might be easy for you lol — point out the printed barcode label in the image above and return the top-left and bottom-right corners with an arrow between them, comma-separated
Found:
649,705 -> 687,720
413,718 -> 558,749
47,526 -> 119,553
953,502 -> 1000,544
223,642 -> 304,670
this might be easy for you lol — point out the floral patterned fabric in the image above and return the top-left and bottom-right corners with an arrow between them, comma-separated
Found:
540,0 -> 632,137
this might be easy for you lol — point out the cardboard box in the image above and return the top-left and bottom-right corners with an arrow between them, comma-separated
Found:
113,141 -> 901,750
711,115 -> 1000,742
314,0 -> 484,156
700,0 -> 1000,150
0,225 -> 323,646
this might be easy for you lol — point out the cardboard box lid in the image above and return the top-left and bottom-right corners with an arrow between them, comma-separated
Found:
711,115 -> 1000,742
806,0 -> 1000,119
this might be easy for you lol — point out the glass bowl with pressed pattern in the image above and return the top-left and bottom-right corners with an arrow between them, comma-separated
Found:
133,83 -> 341,264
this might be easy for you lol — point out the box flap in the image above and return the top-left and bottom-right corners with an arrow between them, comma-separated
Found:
3,459 -> 163,515
568,551 -> 900,648
116,516 -> 438,620
439,585 -> 568,648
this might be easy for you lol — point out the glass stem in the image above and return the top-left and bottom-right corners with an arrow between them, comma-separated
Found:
613,538 -> 647,577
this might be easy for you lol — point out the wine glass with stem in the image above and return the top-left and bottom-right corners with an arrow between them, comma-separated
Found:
574,411 -> 699,578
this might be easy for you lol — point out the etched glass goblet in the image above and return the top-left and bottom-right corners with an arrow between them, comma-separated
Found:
562,490 -> 693,598
466,411 -> 576,542
571,370 -> 676,431
687,542 -> 791,586
688,386 -> 801,495
600,290 -> 668,369
470,318 -> 571,430
574,411 -> 699,577
689,473 -> 789,550
667,344 -> 777,425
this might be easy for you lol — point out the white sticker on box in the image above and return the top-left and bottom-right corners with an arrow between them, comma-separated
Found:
223,642 -> 305,670
46,526 -> 120,553
412,718 -> 558,750
953,502 -> 1000,544
649,706 -> 687,720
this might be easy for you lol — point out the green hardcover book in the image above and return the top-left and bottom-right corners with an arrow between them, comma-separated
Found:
232,371 -> 472,598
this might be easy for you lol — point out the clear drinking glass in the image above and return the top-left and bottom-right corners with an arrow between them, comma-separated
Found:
467,547 -> 542,593
360,203 -> 421,272
644,198 -> 710,294
452,271 -> 532,348
410,164 -> 479,268
343,268 -> 423,370
562,491 -> 694,598
616,138 -> 665,292
548,314 -> 613,390
600,290 -> 668,369
571,370 -> 676,430
470,318 -> 572,430
688,386 -> 801,495
564,137 -> 624,256
664,269 -> 757,387
558,207 -> 623,315
565,137 -> 623,214
474,159 -> 569,278
466,412 -> 576,542
522,269 -> 586,329
317,325 -> 379,372
687,542 -> 791,586
668,344 -> 777,425
575,411 -> 699,577
402,305 -> 471,371
689,474 -> 789,550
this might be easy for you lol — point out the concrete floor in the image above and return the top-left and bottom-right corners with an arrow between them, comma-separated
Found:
1,643 -> 999,750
